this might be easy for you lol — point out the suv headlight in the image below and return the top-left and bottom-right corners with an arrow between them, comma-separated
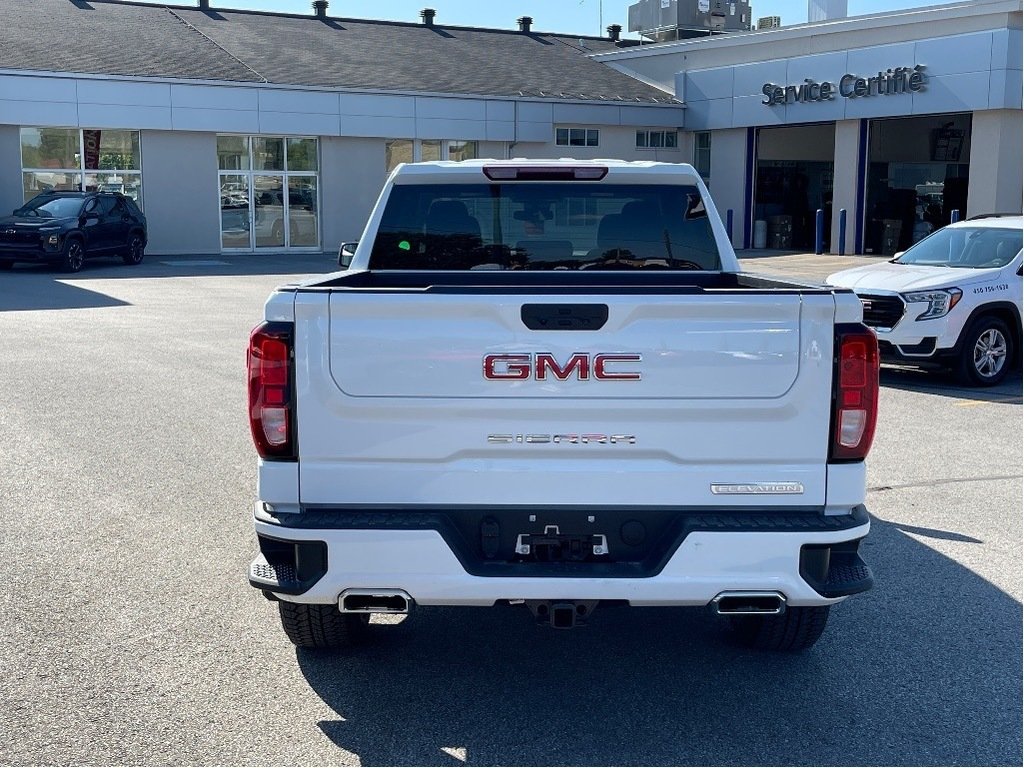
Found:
902,288 -> 962,320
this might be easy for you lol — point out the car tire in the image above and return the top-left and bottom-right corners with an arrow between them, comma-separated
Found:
60,238 -> 85,273
278,602 -> 368,649
0,260 -> 12,270
729,605 -> 830,651
121,232 -> 145,266
956,316 -> 1013,387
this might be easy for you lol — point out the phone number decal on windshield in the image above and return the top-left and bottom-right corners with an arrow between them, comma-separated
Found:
973,284 -> 1009,294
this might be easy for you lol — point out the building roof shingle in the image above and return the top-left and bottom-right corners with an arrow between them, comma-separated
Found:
1,0 -> 674,103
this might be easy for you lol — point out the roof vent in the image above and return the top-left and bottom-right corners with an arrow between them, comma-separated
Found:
420,8 -> 436,26
607,23 -> 622,41
517,16 -> 533,33
312,0 -> 328,18
197,0 -> 210,8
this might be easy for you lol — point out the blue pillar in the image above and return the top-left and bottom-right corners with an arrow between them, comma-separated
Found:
855,119 -> 868,254
726,209 -> 734,244
838,209 -> 847,256
950,209 -> 961,224
815,208 -> 825,255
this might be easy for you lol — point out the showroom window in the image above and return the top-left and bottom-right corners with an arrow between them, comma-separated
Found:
447,140 -> 478,162
693,132 -> 712,180
636,130 -> 679,149
217,135 -> 320,251
385,139 -> 414,173
556,127 -> 599,147
20,127 -> 143,206
384,140 -> 480,173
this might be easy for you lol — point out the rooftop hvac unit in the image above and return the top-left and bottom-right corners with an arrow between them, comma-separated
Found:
757,15 -> 781,28
628,0 -> 753,41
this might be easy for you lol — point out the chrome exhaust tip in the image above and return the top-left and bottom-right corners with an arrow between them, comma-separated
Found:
712,591 -> 786,615
339,589 -> 412,614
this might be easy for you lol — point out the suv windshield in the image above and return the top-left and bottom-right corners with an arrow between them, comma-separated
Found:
369,183 -> 720,271
895,226 -> 1022,269
15,195 -> 85,219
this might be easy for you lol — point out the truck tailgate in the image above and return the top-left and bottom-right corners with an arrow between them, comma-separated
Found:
294,287 -> 836,508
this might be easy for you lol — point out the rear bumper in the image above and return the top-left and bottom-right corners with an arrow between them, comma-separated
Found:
249,504 -> 872,608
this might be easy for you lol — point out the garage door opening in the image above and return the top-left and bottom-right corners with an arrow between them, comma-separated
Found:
753,124 -> 836,252
863,114 -> 972,255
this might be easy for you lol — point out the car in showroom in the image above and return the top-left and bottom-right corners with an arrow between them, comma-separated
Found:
827,216 -> 1022,386
0,191 -> 147,272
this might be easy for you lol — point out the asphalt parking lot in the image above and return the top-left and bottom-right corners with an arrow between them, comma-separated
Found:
1,253 -> 1021,766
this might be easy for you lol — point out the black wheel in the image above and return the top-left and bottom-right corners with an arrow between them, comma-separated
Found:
121,232 -> 145,265
0,260 -> 12,270
60,238 -> 85,273
729,605 -> 831,651
278,602 -> 368,649
957,316 -> 1013,387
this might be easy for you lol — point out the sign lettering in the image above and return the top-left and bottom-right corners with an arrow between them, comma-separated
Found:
762,65 -> 926,107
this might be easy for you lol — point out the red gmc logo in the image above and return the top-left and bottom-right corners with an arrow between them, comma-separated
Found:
483,353 -> 642,381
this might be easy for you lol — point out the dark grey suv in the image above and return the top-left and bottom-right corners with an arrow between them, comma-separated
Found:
0,191 -> 148,273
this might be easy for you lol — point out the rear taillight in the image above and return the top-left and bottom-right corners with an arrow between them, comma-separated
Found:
248,322 -> 295,460
830,327 -> 879,462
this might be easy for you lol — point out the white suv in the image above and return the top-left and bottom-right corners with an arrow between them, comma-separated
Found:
827,216 -> 1022,386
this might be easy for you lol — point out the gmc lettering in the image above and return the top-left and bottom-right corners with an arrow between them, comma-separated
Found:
483,352 -> 642,381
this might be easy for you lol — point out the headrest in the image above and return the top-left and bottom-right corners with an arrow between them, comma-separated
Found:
427,200 -> 470,220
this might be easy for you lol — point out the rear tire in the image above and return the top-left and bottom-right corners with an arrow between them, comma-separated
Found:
278,602 -> 368,649
729,605 -> 831,651
956,316 -> 1013,387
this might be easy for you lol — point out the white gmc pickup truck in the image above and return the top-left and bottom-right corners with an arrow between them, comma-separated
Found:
247,159 -> 878,652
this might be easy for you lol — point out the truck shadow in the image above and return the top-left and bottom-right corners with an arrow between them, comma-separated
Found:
0,275 -> 131,312
296,518 -> 1022,766
0,252 -> 335,282
0,254 -> 337,311
880,367 -> 1022,404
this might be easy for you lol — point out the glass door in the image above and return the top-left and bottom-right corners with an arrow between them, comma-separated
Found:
220,173 -> 251,250
253,175 -> 286,249
217,135 -> 321,252
287,177 -> 319,248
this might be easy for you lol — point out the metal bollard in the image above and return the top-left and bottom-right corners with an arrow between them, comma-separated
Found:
950,209 -> 961,224
815,208 -> 824,255
838,209 -> 847,256
726,209 -> 734,243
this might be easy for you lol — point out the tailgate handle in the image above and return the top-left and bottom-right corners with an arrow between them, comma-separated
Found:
521,303 -> 608,331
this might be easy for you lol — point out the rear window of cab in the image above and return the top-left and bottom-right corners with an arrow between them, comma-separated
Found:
369,183 -> 721,271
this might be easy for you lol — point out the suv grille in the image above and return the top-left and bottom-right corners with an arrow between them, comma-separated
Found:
858,294 -> 905,329
0,229 -> 39,245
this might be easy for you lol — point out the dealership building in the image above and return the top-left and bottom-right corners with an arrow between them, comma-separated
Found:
0,0 -> 1020,257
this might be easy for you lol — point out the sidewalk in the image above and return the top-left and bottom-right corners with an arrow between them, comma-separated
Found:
736,249 -> 890,283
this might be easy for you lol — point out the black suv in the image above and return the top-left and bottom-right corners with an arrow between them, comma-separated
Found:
0,191 -> 148,273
